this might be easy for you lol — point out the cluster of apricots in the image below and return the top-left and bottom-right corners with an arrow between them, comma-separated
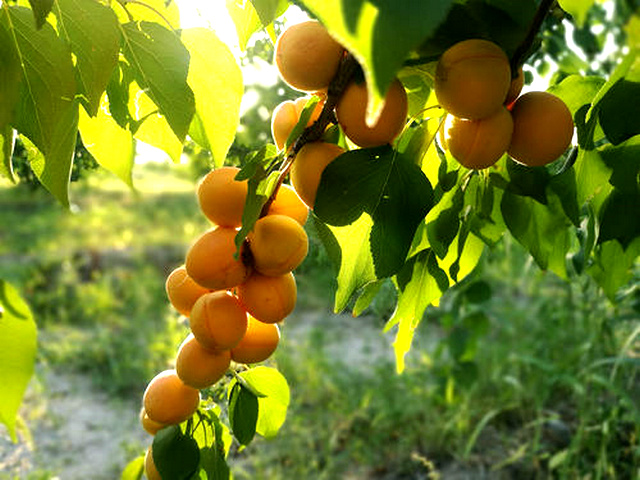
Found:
139,167 -> 310,479
437,39 -> 574,169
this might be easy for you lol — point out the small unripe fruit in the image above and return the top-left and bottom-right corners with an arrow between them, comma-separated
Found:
336,78 -> 408,147
143,369 -> 200,425
185,227 -> 250,291
176,334 -> 231,389
435,39 -> 511,119
508,91 -> 574,167
197,167 -> 247,227
189,291 -> 248,351
290,142 -> 345,208
237,272 -> 297,324
271,96 -> 324,150
249,214 -> 308,276
231,316 -> 281,364
165,265 -> 210,316
441,107 -> 513,170
275,20 -> 344,92
268,184 -> 308,225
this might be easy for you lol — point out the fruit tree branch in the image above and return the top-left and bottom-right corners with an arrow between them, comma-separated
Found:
510,0 -> 556,75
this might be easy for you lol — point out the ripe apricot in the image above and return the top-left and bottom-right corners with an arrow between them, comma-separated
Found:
248,214 -> 308,276
441,107 -> 514,170
140,407 -> 166,435
505,67 -> 524,106
165,265 -> 210,316
197,167 -> 247,227
176,333 -> 231,389
237,272 -> 297,324
271,96 -> 325,150
143,369 -> 200,425
189,290 -> 248,350
275,20 -> 344,92
268,183 -> 309,225
336,78 -> 408,148
508,91 -> 574,167
185,227 -> 250,291
231,315 -> 281,364
435,39 -> 511,119
290,142 -> 345,208
145,447 -> 161,480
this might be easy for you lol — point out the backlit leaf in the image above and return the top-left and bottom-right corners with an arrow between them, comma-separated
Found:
226,0 -> 262,51
0,127 -> 15,183
558,0 -> 596,27
239,367 -> 290,438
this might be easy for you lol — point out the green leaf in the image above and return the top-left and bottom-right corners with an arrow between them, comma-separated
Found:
239,366 -> 290,438
105,61 -> 135,130
573,149 -> 612,206
27,0 -> 54,28
120,455 -> 144,480
0,17 -> 21,130
315,145 -> 434,278
299,0 -> 454,121
2,6 -> 79,207
598,79 -> 640,145
53,0 -> 120,117
249,0 -> 288,27
226,0 -> 262,51
0,280 -> 37,442
228,382 -> 259,445
587,50 -> 638,123
153,425 -> 200,480
427,187 -> 463,259
462,281 -> 492,304
192,408 -> 231,479
182,28 -> 243,167
0,127 -> 16,183
598,136 -> 640,195
589,239 -> 640,301
121,21 -> 195,142
199,446 -> 230,480
548,74 -> 605,119
352,280 -> 384,317
598,191 -> 640,249
557,0 -> 596,27
79,94 -> 135,188
113,0 -> 180,29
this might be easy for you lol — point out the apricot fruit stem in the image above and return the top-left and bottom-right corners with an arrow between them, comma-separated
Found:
510,0 -> 555,75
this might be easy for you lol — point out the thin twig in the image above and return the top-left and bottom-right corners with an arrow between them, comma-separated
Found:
510,0 -> 556,75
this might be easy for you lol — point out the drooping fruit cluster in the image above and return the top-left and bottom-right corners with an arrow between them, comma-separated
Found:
139,166 -> 309,478
436,39 -> 574,169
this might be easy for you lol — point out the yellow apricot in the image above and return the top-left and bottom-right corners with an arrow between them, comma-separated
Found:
336,78 -> 408,147
143,369 -> 200,425
140,407 -> 166,436
185,227 -> 250,291
176,333 -> 231,389
189,291 -> 248,351
435,39 -> 511,119
197,166 -> 247,227
231,316 -> 281,364
165,265 -> 210,317
271,96 -> 325,150
237,272 -> 297,324
267,183 -> 309,225
441,107 -> 513,170
508,91 -> 574,167
275,20 -> 344,92
290,142 -> 345,208
248,214 -> 308,276
145,447 -> 161,480
505,67 -> 524,106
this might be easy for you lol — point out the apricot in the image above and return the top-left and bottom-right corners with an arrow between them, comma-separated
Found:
185,227 -> 250,291
435,39 -> 511,119
336,78 -> 408,148
267,183 -> 309,225
441,107 -> 513,170
275,20 -> 344,92
145,447 -> 161,480
139,407 -> 166,435
143,369 -> 200,425
271,96 -> 325,150
197,166 -> 247,227
290,142 -> 345,208
248,214 -> 308,276
237,272 -> 297,324
505,67 -> 524,106
231,316 -> 281,364
508,91 -> 574,167
165,265 -> 210,316
176,333 -> 231,389
189,291 -> 248,351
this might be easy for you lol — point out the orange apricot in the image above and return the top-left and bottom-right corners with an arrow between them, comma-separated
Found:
267,183 -> 309,225
336,78 -> 408,148
145,447 -> 161,480
248,214 -> 308,276
271,96 -> 325,150
290,142 -> 345,208
441,106 -> 513,170
140,407 -> 166,435
275,20 -> 344,92
189,290 -> 248,350
505,67 -> 524,106
165,265 -> 210,317
237,272 -> 297,324
435,39 -> 511,119
185,227 -> 250,291
176,333 -> 231,389
508,91 -> 574,167
231,315 -> 281,364
143,369 -> 200,425
197,166 -> 247,227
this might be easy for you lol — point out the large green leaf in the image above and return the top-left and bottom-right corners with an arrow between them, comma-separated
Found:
587,50 -> 638,123
598,78 -> 640,145
573,149 -> 612,206
112,0 -> 180,29
121,21 -> 195,142
249,0 -> 288,27
226,0 -> 262,51
299,0 -> 454,119
153,425 -> 200,480
558,0 -> 596,27
239,367 -> 290,438
0,17 -> 21,131
0,280 -> 37,442
598,135 -> 640,195
548,74 -> 606,118
27,0 -> 53,28
182,28 -> 243,167
589,239 -> 640,301
53,0 -> 120,117
228,383 -> 259,446
2,6 -> 78,207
